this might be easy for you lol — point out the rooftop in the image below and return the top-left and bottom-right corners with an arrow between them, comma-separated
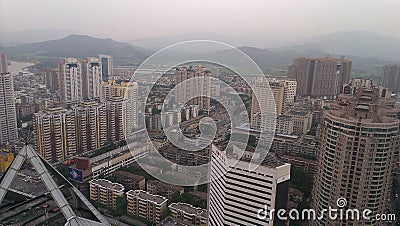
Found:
90,179 -> 124,192
126,190 -> 167,205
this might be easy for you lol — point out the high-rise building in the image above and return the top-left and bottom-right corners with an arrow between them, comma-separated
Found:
208,144 -> 291,226
43,68 -> 58,93
99,55 -> 113,81
287,56 -> 351,98
73,101 -> 108,152
33,99 -> 128,162
175,66 -> 211,112
58,58 -> 82,102
100,80 -> 139,132
0,52 -> 8,74
250,78 -> 294,131
382,64 -> 400,93
82,57 -> 102,100
33,107 -> 76,162
0,73 -> 18,145
311,79 -> 399,226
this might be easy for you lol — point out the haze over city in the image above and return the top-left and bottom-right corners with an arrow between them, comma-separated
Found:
1,0 -> 400,47
0,1 -> 399,226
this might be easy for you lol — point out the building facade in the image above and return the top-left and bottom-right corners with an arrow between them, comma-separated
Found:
99,55 -> 113,81
175,66 -> 211,112
126,190 -> 168,224
58,58 -> 82,102
0,72 -> 18,145
382,64 -> 400,93
169,203 -> 207,226
287,56 -> 351,98
89,179 -> 124,210
208,144 -> 291,226
311,80 -> 399,226
82,57 -> 102,100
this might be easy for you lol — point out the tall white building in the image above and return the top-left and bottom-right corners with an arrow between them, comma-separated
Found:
175,66 -> 211,112
82,57 -> 102,100
99,55 -> 113,81
251,78 -> 296,130
0,53 -> 8,74
208,144 -> 291,226
58,58 -> 82,102
0,73 -> 18,145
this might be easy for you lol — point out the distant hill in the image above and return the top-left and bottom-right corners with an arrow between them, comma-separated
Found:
1,34 -> 151,62
276,31 -> 400,60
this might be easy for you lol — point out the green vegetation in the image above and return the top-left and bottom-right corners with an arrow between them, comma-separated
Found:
289,166 -> 313,226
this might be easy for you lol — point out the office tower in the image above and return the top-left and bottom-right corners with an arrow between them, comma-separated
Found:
126,190 -> 168,224
311,80 -> 399,226
175,66 -> 211,112
0,53 -> 8,74
99,54 -> 113,81
382,64 -> 400,93
58,58 -> 82,102
100,80 -> 139,131
81,57 -> 102,100
89,179 -> 124,210
33,107 -> 76,162
0,73 -> 18,145
287,56 -> 351,98
208,144 -> 291,226
43,68 -> 58,93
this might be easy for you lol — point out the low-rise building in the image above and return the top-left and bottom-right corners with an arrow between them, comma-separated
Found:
285,110 -> 312,134
169,203 -> 207,226
276,115 -> 294,135
89,179 -> 124,209
146,180 -> 184,200
126,190 -> 168,224
112,170 -> 145,191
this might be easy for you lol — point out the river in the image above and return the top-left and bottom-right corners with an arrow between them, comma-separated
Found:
7,61 -> 34,74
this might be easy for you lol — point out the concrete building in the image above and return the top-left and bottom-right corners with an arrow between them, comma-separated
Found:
146,180 -> 184,200
0,72 -> 18,145
382,64 -> 400,93
0,53 -> 7,74
43,68 -> 58,93
82,57 -> 102,100
0,152 -> 14,174
311,80 -> 400,226
58,58 -> 82,102
112,170 -> 145,191
287,56 -> 351,98
100,80 -> 139,132
89,179 -> 124,210
285,110 -> 312,134
99,55 -> 113,81
169,203 -> 207,226
272,134 -> 318,158
126,190 -> 168,224
175,66 -> 211,112
276,115 -> 294,135
33,107 -> 76,162
208,144 -> 291,226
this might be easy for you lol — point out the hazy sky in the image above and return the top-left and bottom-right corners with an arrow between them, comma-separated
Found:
1,0 -> 400,40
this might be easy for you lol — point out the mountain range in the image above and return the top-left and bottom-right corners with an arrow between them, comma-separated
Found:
0,31 -> 398,75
